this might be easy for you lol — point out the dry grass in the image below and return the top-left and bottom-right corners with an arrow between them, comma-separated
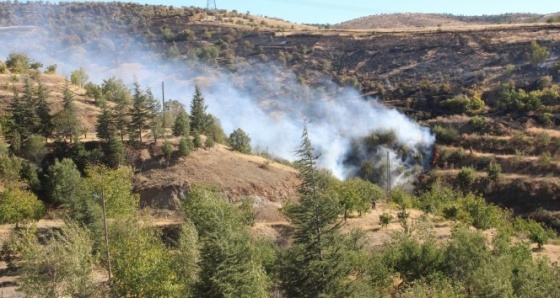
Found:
134,142 -> 300,208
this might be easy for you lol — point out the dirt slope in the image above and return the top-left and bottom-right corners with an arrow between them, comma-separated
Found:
134,141 -> 300,211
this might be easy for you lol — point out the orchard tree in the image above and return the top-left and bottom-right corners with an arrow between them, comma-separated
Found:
0,188 -> 45,227
70,67 -> 89,87
229,128 -> 251,153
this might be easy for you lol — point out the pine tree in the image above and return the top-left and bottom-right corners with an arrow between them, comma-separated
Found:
96,103 -> 114,141
190,86 -> 210,134
104,132 -> 125,168
178,137 -> 190,157
128,81 -> 150,143
35,82 -> 53,142
279,124 -> 352,297
193,130 -> 202,150
173,111 -> 190,137
21,79 -> 39,135
108,83 -> 132,142
53,81 -> 80,142
145,88 -> 163,143
8,89 -> 26,149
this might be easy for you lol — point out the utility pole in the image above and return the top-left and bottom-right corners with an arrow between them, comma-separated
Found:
98,188 -> 112,282
161,81 -> 165,131
207,0 -> 216,12
386,151 -> 391,196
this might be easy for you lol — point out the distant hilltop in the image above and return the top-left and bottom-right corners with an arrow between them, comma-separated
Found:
335,12 -> 560,29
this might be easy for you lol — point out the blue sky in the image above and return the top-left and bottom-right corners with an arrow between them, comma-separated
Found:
152,0 -> 559,24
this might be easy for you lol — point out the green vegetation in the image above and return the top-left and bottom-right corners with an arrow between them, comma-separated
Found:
529,40 -> 549,64
0,3 -> 560,296
0,188 -> 45,227
229,128 -> 252,153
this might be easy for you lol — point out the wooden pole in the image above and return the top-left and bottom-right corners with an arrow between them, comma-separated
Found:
101,188 -> 112,282
161,81 -> 166,130
386,151 -> 391,196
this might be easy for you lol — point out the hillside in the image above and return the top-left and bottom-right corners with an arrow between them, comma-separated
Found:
335,13 -> 546,29
1,2 -> 560,296
134,140 -> 299,213
0,1 -> 559,219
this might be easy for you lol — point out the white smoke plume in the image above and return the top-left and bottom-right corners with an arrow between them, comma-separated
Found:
0,17 -> 435,185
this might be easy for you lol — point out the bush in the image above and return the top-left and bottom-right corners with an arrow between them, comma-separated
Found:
530,40 -> 549,65
486,162 -> 501,182
178,137 -> 190,157
229,128 -> 251,154
439,94 -> 484,114
0,188 -> 45,227
469,116 -> 486,133
457,167 -> 476,191
204,137 -> 215,149
432,125 -> 459,145
162,140 -> 173,159
5,52 -> 31,73
379,213 -> 393,228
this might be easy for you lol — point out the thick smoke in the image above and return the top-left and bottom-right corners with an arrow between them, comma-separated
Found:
0,18 -> 434,185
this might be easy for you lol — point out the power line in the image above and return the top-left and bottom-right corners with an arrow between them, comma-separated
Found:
207,0 -> 217,11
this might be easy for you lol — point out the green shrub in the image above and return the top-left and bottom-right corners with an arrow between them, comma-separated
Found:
178,137 -> 190,157
439,94 -> 484,114
379,213 -> 393,228
530,41 -> 549,65
432,125 -> 459,145
469,116 -> 486,133
5,52 -> 31,73
229,128 -> 251,154
486,162 -> 502,182
457,167 -> 477,191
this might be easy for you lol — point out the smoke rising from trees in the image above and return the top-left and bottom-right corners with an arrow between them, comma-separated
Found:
0,22 -> 434,184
